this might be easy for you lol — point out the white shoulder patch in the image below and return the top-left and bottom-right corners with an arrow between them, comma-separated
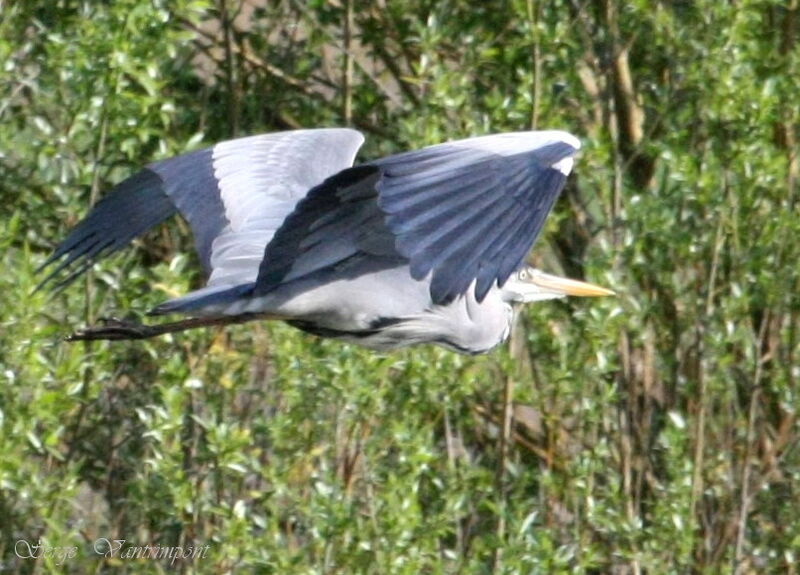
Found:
552,156 -> 574,176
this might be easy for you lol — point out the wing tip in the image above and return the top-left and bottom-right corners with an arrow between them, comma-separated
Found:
546,130 -> 581,152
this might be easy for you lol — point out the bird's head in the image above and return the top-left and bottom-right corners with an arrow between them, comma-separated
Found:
500,266 -> 614,304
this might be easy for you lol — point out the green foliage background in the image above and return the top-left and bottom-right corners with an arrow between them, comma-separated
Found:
1,0 -> 798,572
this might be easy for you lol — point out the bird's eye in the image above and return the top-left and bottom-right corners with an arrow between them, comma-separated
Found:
518,269 -> 528,280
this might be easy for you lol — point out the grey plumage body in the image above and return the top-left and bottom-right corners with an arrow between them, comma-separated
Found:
192,263 -> 513,354
42,128 -> 611,354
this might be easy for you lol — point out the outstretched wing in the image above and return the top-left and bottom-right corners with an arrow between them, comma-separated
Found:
40,128 -> 365,289
254,131 -> 580,304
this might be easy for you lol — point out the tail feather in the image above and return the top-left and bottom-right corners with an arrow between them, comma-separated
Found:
149,283 -> 255,316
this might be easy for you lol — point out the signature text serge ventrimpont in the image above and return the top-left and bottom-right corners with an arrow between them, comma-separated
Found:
15,538 -> 211,566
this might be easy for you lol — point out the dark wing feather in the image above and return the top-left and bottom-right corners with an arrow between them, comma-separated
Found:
39,170 -> 170,287
253,132 -> 579,305
375,138 -> 577,303
254,165 -> 389,294
38,148 -> 223,290
149,148 -> 227,268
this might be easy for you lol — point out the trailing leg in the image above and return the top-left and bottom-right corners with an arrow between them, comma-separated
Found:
66,314 -> 262,341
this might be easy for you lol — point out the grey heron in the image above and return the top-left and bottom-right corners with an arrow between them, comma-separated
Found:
41,129 -> 612,354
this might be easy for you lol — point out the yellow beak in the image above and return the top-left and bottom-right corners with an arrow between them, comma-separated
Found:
529,271 -> 615,297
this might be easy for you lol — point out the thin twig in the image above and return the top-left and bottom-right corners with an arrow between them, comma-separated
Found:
368,3 -> 421,107
342,0 -> 354,125
733,311 -> 770,572
492,315 -> 523,572
219,0 -> 240,136
690,175 -> 728,524
526,0 -> 541,130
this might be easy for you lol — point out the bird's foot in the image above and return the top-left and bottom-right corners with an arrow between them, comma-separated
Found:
67,317 -> 156,341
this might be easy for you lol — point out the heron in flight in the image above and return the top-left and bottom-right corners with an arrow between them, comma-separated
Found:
41,129 -> 612,355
